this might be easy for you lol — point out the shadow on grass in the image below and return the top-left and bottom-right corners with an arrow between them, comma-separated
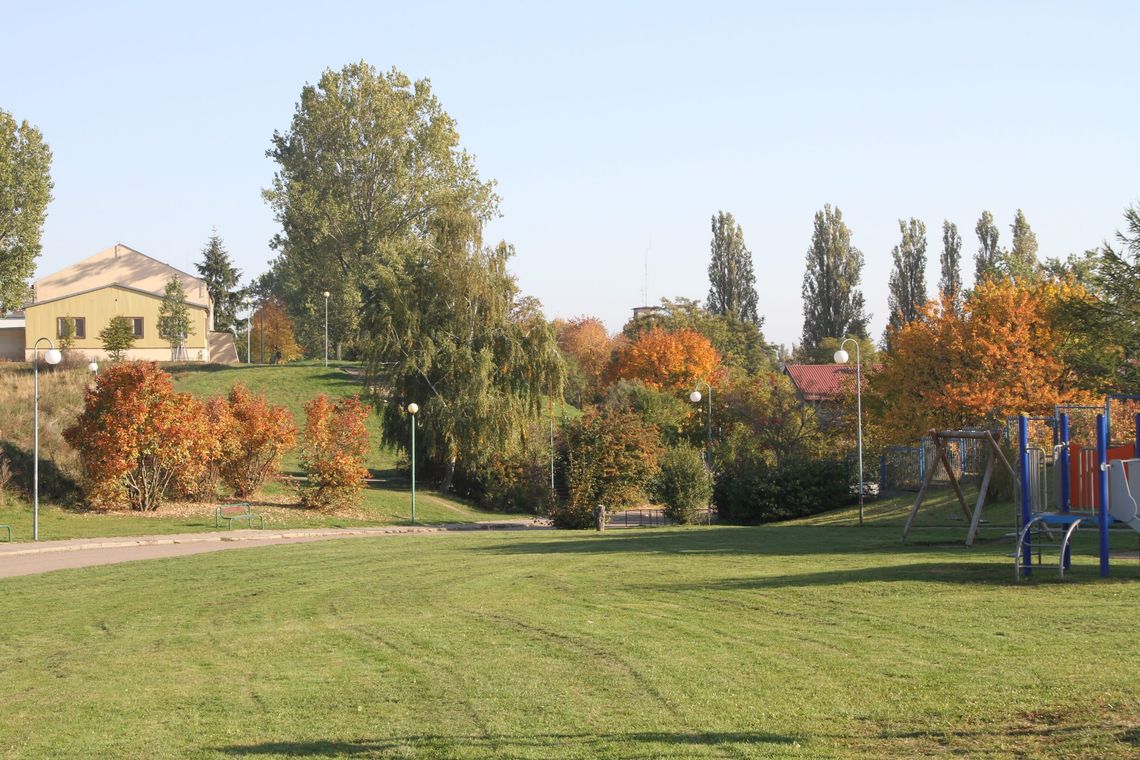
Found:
0,440 -> 82,506
213,730 -> 796,757
659,561 -> 1016,589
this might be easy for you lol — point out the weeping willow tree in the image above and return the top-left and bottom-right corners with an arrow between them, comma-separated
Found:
361,207 -> 564,492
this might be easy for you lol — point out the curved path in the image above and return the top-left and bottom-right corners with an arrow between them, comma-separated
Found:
0,521 -> 547,579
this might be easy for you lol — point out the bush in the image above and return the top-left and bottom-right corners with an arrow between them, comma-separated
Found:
171,396 -> 233,501
548,500 -> 597,530
299,395 -> 370,509
555,407 -> 664,525
714,455 -> 848,524
219,384 -> 296,497
63,362 -> 215,510
651,445 -> 712,524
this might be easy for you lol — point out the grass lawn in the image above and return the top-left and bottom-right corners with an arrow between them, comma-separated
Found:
1,497 -> 1139,758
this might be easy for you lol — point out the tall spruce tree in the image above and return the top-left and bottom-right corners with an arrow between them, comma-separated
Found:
974,210 -> 1001,283
0,109 -> 53,313
886,218 -> 928,340
800,204 -> 868,350
195,230 -> 243,332
706,211 -> 760,325
1005,209 -> 1039,281
939,220 -> 962,305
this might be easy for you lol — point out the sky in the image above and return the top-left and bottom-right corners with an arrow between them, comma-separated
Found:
3,1 -> 1138,348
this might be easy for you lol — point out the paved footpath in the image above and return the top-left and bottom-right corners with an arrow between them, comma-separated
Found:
0,521 -> 547,579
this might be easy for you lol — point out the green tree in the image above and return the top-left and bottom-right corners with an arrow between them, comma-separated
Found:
706,211 -> 760,325
974,210 -> 1001,283
99,316 -> 136,361
886,217 -> 928,339
158,275 -> 194,356
195,230 -> 243,332
800,204 -> 868,350
940,220 -> 962,305
362,237 -> 564,493
0,109 -> 53,313
264,62 -> 498,357
1004,208 -> 1039,281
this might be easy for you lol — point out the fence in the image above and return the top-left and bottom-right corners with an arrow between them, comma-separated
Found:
880,433 -> 992,491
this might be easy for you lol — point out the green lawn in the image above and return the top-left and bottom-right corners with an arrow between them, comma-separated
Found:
1,499 -> 1139,758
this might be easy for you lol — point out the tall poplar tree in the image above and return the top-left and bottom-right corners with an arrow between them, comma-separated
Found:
886,218 -> 928,339
0,109 -> 53,313
706,210 -> 760,325
158,275 -> 195,358
195,230 -> 243,331
800,204 -> 868,350
974,210 -> 1001,283
939,220 -> 962,305
1005,209 -> 1039,281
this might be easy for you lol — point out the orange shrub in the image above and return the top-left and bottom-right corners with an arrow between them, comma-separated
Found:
63,362 -> 215,511
300,394 -> 370,509
219,384 -> 296,497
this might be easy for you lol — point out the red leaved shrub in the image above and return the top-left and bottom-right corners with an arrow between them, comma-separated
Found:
299,394 -> 370,509
219,384 -> 296,498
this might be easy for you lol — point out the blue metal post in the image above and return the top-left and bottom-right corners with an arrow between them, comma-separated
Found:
1096,414 -> 1109,578
1019,415 -> 1032,574
1134,413 -> 1139,458
1059,413 -> 1071,569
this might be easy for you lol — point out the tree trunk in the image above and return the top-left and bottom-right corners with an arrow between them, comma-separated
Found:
440,456 -> 457,493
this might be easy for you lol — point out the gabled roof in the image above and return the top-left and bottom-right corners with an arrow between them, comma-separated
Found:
25,282 -> 209,310
33,243 -> 209,308
783,363 -> 857,402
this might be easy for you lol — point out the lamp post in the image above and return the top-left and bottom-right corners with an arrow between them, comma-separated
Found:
407,403 -> 419,524
246,304 -> 252,365
323,291 -> 330,368
689,381 -> 713,469
33,338 -> 62,541
88,361 -> 99,378
834,339 -> 864,526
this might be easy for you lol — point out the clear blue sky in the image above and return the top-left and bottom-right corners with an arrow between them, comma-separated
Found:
4,1 -> 1138,347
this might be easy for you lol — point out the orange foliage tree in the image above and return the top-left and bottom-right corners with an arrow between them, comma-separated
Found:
870,279 -> 1090,442
299,394 -> 370,509
609,327 -> 720,391
64,362 -> 216,511
219,384 -> 296,497
250,297 -> 303,363
556,316 -> 615,402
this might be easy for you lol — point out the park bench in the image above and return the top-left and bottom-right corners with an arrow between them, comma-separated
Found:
214,503 -> 264,530
0,524 -> 10,542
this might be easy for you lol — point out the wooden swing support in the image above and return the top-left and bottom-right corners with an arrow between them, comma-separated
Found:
901,428 -> 1017,546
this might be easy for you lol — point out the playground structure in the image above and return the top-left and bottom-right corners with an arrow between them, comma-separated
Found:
898,399 -> 1140,580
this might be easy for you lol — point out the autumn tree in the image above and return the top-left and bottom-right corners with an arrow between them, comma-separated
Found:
556,316 -> 614,404
800,204 -> 868,350
940,220 -> 962,306
871,279 -> 1088,442
623,297 -> 771,374
64,362 -> 215,510
249,297 -> 302,363
720,371 -> 824,467
706,211 -> 760,325
219,384 -> 296,497
0,109 -> 53,313
609,327 -> 720,392
886,217 -> 928,340
974,210 -> 1001,283
300,394 -> 370,509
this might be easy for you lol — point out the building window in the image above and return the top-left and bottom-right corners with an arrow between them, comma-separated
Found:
57,317 -> 86,340
130,317 -> 144,338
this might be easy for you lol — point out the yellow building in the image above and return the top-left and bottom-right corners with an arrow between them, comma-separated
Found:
20,243 -> 236,362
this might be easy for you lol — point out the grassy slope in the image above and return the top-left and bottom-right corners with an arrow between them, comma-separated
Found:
1,506 -> 1138,759
0,362 -> 500,539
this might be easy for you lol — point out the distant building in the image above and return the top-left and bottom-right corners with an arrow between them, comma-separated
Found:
782,363 -> 857,404
6,243 -> 236,363
631,305 -> 664,320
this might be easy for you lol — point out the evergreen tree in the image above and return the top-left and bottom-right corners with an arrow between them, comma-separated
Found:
1005,209 -> 1039,281
158,275 -> 195,356
195,230 -> 243,331
800,204 -> 868,350
706,211 -> 760,325
939,220 -> 962,305
99,316 -> 136,362
886,218 -> 928,339
0,109 -> 53,313
974,210 -> 1001,283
